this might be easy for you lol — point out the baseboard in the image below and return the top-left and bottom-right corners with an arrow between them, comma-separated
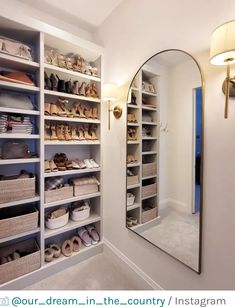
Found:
160,198 -> 189,213
103,238 -> 163,290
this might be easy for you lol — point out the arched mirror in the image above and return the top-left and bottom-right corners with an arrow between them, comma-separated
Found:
126,49 -> 203,273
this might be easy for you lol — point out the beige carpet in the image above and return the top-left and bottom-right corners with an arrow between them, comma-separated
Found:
25,253 -> 141,290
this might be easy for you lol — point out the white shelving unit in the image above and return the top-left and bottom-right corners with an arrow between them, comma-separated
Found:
126,68 -> 159,227
0,17 -> 103,287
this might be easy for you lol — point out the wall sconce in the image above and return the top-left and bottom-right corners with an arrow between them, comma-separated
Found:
210,20 -> 235,118
102,83 -> 122,129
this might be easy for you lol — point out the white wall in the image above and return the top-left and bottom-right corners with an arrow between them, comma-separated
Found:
167,58 -> 201,213
95,0 -> 235,289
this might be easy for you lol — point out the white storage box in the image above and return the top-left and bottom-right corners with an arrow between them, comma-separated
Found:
45,209 -> 69,230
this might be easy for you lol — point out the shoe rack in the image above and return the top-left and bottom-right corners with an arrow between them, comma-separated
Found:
126,67 -> 159,230
0,17 -> 103,287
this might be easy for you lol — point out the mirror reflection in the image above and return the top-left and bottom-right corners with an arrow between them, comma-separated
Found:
126,50 -> 202,272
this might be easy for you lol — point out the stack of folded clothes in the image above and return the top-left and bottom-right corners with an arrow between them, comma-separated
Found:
0,114 -> 8,133
5,115 -> 33,134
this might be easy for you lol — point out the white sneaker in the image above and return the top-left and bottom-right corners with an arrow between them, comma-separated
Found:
89,159 -> 99,168
84,159 -> 93,168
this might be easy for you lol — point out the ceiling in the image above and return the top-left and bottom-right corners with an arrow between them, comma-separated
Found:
19,0 -> 123,30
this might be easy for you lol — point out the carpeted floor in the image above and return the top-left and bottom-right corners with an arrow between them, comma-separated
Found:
141,208 -> 199,271
25,253 -> 142,290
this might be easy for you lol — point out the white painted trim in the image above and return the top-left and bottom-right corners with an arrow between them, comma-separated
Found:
103,238 -> 163,290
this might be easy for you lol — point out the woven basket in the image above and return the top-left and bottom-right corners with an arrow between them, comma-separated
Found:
0,207 -> 38,239
142,206 -> 157,223
142,183 -> 157,198
142,163 -> 157,177
127,175 -> 138,186
0,239 -> 40,284
0,177 -> 35,204
45,186 -> 73,203
74,184 -> 98,197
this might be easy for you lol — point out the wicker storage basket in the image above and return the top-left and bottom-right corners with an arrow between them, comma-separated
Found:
142,206 -> 157,223
0,177 -> 35,204
142,163 -> 157,177
74,184 -> 98,197
142,183 -> 157,198
0,239 -> 40,284
127,175 -> 139,186
0,207 -> 38,239
45,186 -> 73,203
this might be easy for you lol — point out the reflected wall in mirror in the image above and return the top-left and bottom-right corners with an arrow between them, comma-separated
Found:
126,50 -> 203,273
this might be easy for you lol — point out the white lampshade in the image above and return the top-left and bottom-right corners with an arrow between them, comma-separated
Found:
210,20 -> 235,65
102,83 -> 118,101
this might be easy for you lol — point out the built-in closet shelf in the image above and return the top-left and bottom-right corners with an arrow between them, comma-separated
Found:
142,121 -> 157,126
142,91 -> 157,97
44,63 -> 101,82
44,242 -> 103,268
44,115 -> 100,124
131,216 -> 160,231
44,213 -> 101,239
44,140 -> 100,145
127,162 -> 140,168
142,136 -> 157,140
0,196 -> 40,209
0,134 -> 40,139
0,107 -> 40,116
141,193 -> 157,201
44,167 -> 101,178
127,123 -> 139,127
142,151 -> 157,155
0,53 -> 39,72
127,141 -> 139,145
0,81 -> 40,93
127,104 -> 139,109
142,174 -> 157,180
127,183 -> 140,190
142,106 -> 157,111
0,158 -> 40,165
0,228 -> 40,244
44,192 -> 101,209
127,203 -> 140,211
44,90 -> 100,104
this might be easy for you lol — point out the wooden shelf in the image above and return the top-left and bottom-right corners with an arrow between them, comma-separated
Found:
142,106 -> 158,111
0,53 -> 39,72
142,136 -> 157,140
127,203 -> 140,211
142,151 -> 157,155
44,192 -> 101,209
127,140 -> 139,145
0,228 -> 40,244
127,122 -> 139,127
127,162 -> 140,168
0,134 -> 40,139
44,115 -> 100,124
44,167 -> 101,178
44,89 -> 100,103
44,242 -> 103,267
127,183 -> 140,189
44,140 -> 100,145
142,90 -> 157,97
142,174 -> 157,180
142,121 -> 157,126
127,104 -> 139,109
44,213 -> 101,239
0,107 -> 40,116
0,158 -> 40,165
0,81 -> 39,93
142,193 -> 157,200
0,196 -> 40,209
44,63 -> 101,82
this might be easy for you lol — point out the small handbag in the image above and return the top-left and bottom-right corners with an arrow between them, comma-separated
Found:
0,93 -> 34,110
1,140 -> 30,159
0,36 -> 33,60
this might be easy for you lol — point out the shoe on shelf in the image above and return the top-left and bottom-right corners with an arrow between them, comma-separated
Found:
49,160 -> 58,172
77,227 -> 92,247
77,126 -> 86,140
85,224 -> 100,244
44,160 -> 51,173
56,124 -> 65,141
89,125 -> 98,140
45,247 -> 54,262
92,107 -> 98,119
61,240 -> 73,257
48,244 -> 61,258
71,127 -> 80,141
44,102 -> 51,115
50,103 -> 58,116
89,159 -> 99,168
71,236 -> 82,252
72,81 -> 80,95
84,159 -> 93,168
72,160 -> 80,169
79,82 -> 86,96
50,123 -> 58,140
44,123 -> 51,140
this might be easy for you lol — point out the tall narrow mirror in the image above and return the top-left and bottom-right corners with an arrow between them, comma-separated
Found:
126,50 -> 203,273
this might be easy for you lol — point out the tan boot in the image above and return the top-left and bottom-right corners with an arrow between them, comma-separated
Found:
92,107 -> 98,119
50,123 -> 58,140
64,124 -> 72,141
71,127 -> 79,140
44,102 -> 51,115
44,123 -> 51,140
56,124 -> 65,140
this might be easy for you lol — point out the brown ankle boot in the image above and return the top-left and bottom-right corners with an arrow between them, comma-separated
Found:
56,124 -> 65,140
64,124 -> 72,141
